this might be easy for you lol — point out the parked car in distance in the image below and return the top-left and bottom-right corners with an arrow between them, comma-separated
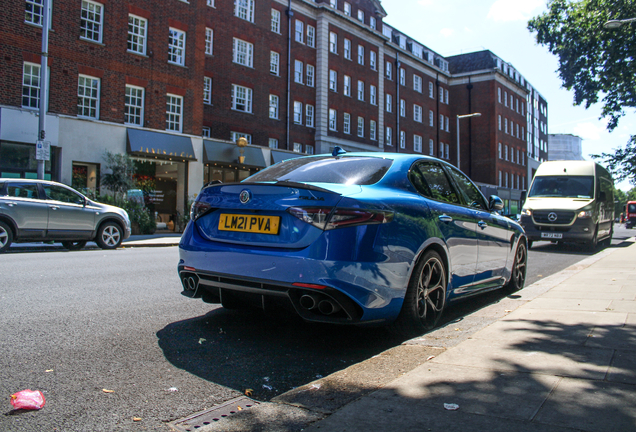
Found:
178,151 -> 528,336
0,179 -> 131,253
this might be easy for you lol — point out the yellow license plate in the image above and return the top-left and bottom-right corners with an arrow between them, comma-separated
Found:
218,214 -> 280,235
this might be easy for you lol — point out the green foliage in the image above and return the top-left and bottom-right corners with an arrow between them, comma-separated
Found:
592,135 -> 636,184
96,194 -> 157,234
528,0 -> 636,131
101,151 -> 136,199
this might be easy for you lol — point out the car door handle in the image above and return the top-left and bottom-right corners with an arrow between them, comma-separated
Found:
439,214 -> 453,223
6,202 -> 17,207
478,221 -> 488,229
50,205 -> 60,210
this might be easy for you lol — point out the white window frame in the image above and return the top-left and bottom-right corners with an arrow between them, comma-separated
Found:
400,130 -> 406,149
307,25 -> 315,48
429,110 -> 434,127
386,127 -> 392,146
343,113 -> 351,134
445,89 -> 449,104
205,28 -> 213,55
357,9 -> 364,22
413,75 -> 422,93
295,20 -> 304,43
294,60 -> 303,84
168,28 -> 186,66
414,104 -> 422,123
231,132 -> 252,144
306,104 -> 314,127
370,120 -> 377,140
233,38 -> 254,67
166,93 -> 183,132
202,127 -> 211,137
25,0 -> 47,26
22,62 -> 42,109
128,14 -> 147,55
269,138 -> 279,149
329,109 -> 337,131
386,93 -> 392,112
429,139 -> 434,155
206,0 -> 214,5
399,68 -> 405,86
386,61 -> 392,80
270,51 -> 280,75
305,145 -> 314,155
77,74 -> 100,119
357,45 -> 364,65
329,70 -> 337,92
306,65 -> 315,87
439,142 -> 444,159
269,94 -> 279,119
235,0 -> 255,23
344,2 -> 351,16
343,75 -> 351,97
357,80 -> 364,101
357,117 -> 364,137
293,101 -> 302,124
370,85 -> 377,105
125,85 -> 145,126
271,9 -> 281,33
439,114 -> 444,130
80,0 -> 103,43
344,39 -> 351,60
203,77 -> 212,104
329,32 -> 337,53
429,82 -> 434,98
370,16 -> 376,29
231,84 -> 253,113
293,143 -> 302,153
370,51 -> 377,70
414,135 -> 422,153
400,99 -> 405,117
445,116 -> 449,132
330,0 -> 337,7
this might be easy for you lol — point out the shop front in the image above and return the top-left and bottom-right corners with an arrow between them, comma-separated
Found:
126,128 -> 196,232
203,139 -> 268,184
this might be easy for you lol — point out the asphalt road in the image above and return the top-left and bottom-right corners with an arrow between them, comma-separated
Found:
1,227 -> 633,431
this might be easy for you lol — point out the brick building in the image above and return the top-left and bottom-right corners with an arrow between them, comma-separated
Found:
0,0 -> 546,224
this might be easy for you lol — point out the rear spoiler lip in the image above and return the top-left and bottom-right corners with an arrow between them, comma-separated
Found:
203,180 -> 342,196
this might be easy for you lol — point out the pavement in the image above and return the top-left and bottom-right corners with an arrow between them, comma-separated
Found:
184,240 -> 636,432
5,232 -> 182,252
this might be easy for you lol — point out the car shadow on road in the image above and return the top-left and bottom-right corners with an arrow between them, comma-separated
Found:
156,307 -> 404,401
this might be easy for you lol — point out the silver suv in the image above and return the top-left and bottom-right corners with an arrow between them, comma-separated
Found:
0,179 -> 131,253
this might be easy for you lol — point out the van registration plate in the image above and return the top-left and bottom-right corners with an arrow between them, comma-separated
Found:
218,214 -> 280,235
541,232 -> 563,239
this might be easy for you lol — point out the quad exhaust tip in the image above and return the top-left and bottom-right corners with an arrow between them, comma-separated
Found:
299,293 -> 342,316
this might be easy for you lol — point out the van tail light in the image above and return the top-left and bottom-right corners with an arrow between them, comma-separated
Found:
287,207 -> 393,230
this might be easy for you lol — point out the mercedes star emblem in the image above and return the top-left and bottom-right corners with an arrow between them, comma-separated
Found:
548,212 -> 558,222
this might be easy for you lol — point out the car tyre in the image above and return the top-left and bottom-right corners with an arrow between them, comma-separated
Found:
0,221 -> 13,253
506,241 -> 527,292
62,241 -> 87,251
96,222 -> 123,249
391,250 -> 446,337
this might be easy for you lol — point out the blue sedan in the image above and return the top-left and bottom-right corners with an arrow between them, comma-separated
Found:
178,151 -> 527,335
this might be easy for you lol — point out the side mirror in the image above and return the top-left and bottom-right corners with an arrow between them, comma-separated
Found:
520,190 -> 527,206
489,195 -> 504,211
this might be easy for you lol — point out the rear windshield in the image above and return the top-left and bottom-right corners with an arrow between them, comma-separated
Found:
246,156 -> 393,185
528,176 -> 594,199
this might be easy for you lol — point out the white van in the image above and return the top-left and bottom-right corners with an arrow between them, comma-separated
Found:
520,161 -> 614,250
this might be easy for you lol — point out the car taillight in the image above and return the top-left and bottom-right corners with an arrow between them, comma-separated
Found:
287,207 -> 393,230
190,201 -> 212,221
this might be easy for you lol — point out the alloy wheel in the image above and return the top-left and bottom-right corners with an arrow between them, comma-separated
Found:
102,225 -> 121,247
416,256 -> 446,330
511,243 -> 527,289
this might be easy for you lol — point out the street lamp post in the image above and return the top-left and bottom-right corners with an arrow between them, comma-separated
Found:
604,17 -> 636,29
456,113 -> 481,171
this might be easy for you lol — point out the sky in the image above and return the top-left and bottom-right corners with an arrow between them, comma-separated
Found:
381,0 -> 635,190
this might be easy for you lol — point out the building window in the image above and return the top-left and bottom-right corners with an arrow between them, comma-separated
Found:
344,75 -> 351,96
414,104 -> 422,122
400,99 -> 405,117
439,142 -> 444,159
128,15 -> 147,55
386,127 -> 392,146
344,39 -> 351,60
498,142 -> 502,159
166,94 -> 183,132
306,145 -> 314,155
293,101 -> 302,124
445,117 -> 449,132
368,51 -> 377,71
414,135 -> 422,153
357,80 -> 364,101
370,120 -> 377,140
370,16 -> 376,29
429,110 -> 434,127
504,118 -> 508,134
386,61 -> 392,80
80,1 -> 103,43
445,89 -> 449,104
357,45 -> 364,65
505,172 -> 509,188
330,0 -> 337,7
22,62 -> 41,109
77,75 -> 100,119
429,139 -> 434,155
231,132 -> 252,144
504,91 -> 508,106
269,94 -> 279,119
357,9 -> 364,22
343,113 -> 351,134
233,38 -> 253,67
306,104 -> 314,127
293,143 -> 302,153
202,127 -> 211,137
357,117 -> 364,137
329,70 -> 337,91
295,20 -> 304,43
344,2 -> 351,16
413,75 -> 422,93
386,94 -> 392,112
306,65 -> 315,87
307,25 -> 315,48
498,115 -> 502,130
439,114 -> 444,130
204,28 -> 213,55
329,109 -> 337,131
429,82 -> 434,98
231,84 -> 252,112
206,0 -> 214,6
25,0 -> 45,26
268,138 -> 278,149
446,143 -> 450,160
370,85 -> 377,105
235,0 -> 254,22
498,87 -> 502,103
203,77 -> 212,104
270,51 -> 280,75
168,28 -> 186,66
124,85 -> 144,125
294,60 -> 303,84
400,130 -> 406,149
504,144 -> 509,160
399,68 -> 405,86
271,9 -> 281,33
329,32 -> 337,53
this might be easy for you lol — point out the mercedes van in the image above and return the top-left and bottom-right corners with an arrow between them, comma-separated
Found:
520,161 -> 614,250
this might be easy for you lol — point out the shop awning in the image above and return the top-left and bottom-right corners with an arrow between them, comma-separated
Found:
126,128 -> 197,161
271,150 -> 306,164
203,140 -> 266,168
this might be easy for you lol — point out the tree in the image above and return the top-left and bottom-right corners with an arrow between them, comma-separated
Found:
593,135 -> 636,184
528,0 -> 636,131
101,151 -> 136,200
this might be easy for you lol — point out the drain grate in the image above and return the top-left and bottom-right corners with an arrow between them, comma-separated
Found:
170,396 -> 260,431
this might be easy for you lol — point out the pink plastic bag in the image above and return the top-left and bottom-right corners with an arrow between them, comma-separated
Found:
10,389 -> 46,410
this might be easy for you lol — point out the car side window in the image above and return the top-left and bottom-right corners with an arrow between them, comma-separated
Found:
414,162 -> 460,204
44,185 -> 85,205
7,183 -> 40,199
446,166 -> 488,211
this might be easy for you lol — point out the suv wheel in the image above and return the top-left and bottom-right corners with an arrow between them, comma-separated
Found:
0,221 -> 13,253
96,222 -> 123,249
